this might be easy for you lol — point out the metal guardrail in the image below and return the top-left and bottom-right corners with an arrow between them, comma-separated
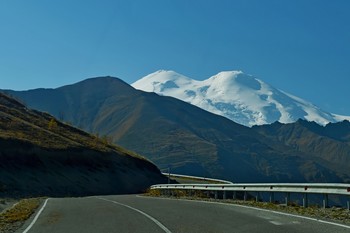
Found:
161,173 -> 233,184
152,183 -> 350,195
151,183 -> 350,209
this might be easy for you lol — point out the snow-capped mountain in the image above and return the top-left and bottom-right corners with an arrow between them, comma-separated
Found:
132,70 -> 350,127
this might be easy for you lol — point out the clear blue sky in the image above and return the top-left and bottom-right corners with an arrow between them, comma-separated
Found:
1,0 -> 350,115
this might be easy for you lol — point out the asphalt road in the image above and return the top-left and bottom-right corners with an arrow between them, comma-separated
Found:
16,195 -> 350,233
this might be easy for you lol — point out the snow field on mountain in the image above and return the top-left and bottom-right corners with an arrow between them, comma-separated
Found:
132,70 -> 349,127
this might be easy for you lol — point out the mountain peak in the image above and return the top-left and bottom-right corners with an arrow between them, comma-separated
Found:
61,76 -> 135,95
206,71 -> 262,91
132,70 -> 193,93
132,70 -> 350,127
154,69 -> 178,74
215,70 -> 243,76
147,70 -> 190,80
76,76 -> 125,85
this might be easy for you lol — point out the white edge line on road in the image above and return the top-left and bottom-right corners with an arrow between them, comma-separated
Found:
137,195 -> 350,229
22,198 -> 50,233
96,197 -> 172,233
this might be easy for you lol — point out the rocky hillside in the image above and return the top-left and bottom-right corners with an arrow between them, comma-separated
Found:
0,92 -> 166,197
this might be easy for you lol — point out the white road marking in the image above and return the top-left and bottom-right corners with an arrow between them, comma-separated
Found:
270,221 -> 283,225
22,198 -> 50,233
96,197 -> 172,233
258,215 -> 273,220
235,204 -> 350,229
138,195 -> 350,230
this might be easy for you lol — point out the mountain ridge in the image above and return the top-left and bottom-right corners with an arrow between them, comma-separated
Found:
3,77 -> 350,184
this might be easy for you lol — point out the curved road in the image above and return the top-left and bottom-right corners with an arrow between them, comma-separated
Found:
17,195 -> 350,233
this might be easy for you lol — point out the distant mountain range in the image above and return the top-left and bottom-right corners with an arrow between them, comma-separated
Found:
3,77 -> 350,184
132,70 -> 350,127
0,92 -> 166,197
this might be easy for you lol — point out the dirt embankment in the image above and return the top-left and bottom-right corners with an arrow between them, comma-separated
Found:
0,139 -> 166,198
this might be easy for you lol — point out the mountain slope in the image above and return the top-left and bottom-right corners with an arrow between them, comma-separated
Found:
3,77 -> 349,183
132,70 -> 350,127
253,119 -> 350,180
0,92 -> 166,197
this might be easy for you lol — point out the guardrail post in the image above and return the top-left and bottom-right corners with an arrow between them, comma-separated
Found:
232,191 -> 236,200
323,194 -> 328,209
285,192 -> 290,206
269,192 -> 274,203
255,192 -> 260,202
215,191 -> 218,200
303,193 -> 308,208
347,200 -> 350,211
244,191 -> 247,201
223,191 -> 227,200
206,191 -> 210,198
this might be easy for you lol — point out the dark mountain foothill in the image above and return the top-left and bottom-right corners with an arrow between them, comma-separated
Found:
252,119 -> 350,182
3,77 -> 350,184
0,92 -> 166,197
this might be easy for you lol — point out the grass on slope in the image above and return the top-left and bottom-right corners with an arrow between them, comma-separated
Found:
0,198 -> 41,232
0,92 -> 146,160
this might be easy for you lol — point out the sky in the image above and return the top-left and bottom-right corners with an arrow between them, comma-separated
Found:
1,0 -> 350,115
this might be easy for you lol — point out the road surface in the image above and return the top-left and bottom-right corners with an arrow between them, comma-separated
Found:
17,195 -> 350,233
